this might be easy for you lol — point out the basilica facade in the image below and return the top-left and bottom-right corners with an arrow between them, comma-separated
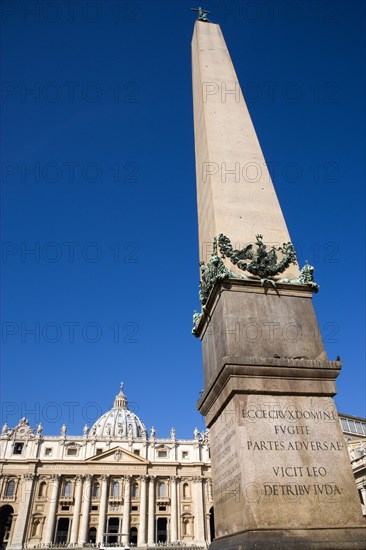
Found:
0,385 -> 365,550
0,385 -> 213,550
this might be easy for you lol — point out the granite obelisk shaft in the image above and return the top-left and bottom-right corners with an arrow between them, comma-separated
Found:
192,21 -> 298,279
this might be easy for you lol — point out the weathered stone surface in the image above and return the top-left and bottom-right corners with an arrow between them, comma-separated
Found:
192,21 -> 299,280
210,395 -> 364,534
210,527 -> 366,550
198,361 -> 342,426
197,279 -> 327,388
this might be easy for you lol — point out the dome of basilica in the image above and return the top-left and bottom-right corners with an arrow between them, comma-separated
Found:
89,384 -> 146,438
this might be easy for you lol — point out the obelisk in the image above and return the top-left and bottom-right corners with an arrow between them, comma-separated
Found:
191,14 -> 365,550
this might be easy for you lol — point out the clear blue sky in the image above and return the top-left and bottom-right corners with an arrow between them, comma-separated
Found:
1,0 -> 365,438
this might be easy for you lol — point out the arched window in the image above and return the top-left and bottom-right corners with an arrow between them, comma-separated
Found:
5,480 -> 15,497
62,481 -> 72,498
110,481 -> 120,498
92,483 -> 100,498
131,482 -> 139,498
183,483 -> 189,499
38,482 -> 47,498
158,481 -> 166,498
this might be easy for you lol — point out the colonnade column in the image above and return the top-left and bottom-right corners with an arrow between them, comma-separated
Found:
69,475 -> 83,544
97,475 -> 109,545
121,476 -> 131,545
137,475 -> 147,546
43,474 -> 60,544
147,476 -> 155,545
78,474 -> 92,545
194,476 -> 205,543
170,476 -> 178,543
10,473 -> 36,550
205,512 -> 211,543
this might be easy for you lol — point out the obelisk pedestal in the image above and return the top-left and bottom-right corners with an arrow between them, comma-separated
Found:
191,20 -> 366,549
195,281 -> 365,549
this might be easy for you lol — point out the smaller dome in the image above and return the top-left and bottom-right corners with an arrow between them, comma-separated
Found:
90,384 -> 146,439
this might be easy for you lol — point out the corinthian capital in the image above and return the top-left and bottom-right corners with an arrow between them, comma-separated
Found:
23,473 -> 36,481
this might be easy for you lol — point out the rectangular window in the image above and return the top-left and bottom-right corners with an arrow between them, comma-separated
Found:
96,448 -> 103,455
110,481 -> 120,497
348,420 -> 356,433
61,505 -> 69,511
5,480 -> 15,497
158,450 -> 167,458
45,448 -> 52,456
133,450 -> 140,456
91,505 -> 98,511
131,505 -> 138,511
182,451 -> 189,459
13,443 -> 23,455
63,481 -> 72,497
159,506 -> 166,511
67,448 -> 77,456
355,421 -> 363,434
340,418 -> 348,431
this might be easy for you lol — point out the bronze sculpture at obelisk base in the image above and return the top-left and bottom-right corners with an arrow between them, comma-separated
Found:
191,13 -> 365,550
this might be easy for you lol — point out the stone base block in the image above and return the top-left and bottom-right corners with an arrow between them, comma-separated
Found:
196,279 -> 327,388
210,527 -> 366,550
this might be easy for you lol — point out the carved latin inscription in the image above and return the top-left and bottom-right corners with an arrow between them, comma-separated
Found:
210,395 -> 361,535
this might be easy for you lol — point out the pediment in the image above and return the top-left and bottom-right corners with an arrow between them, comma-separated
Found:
88,446 -> 149,464
12,418 -> 35,439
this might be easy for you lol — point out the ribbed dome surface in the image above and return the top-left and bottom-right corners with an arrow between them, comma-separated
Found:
90,384 -> 146,438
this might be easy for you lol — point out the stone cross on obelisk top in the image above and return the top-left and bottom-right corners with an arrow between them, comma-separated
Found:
191,19 -> 365,550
